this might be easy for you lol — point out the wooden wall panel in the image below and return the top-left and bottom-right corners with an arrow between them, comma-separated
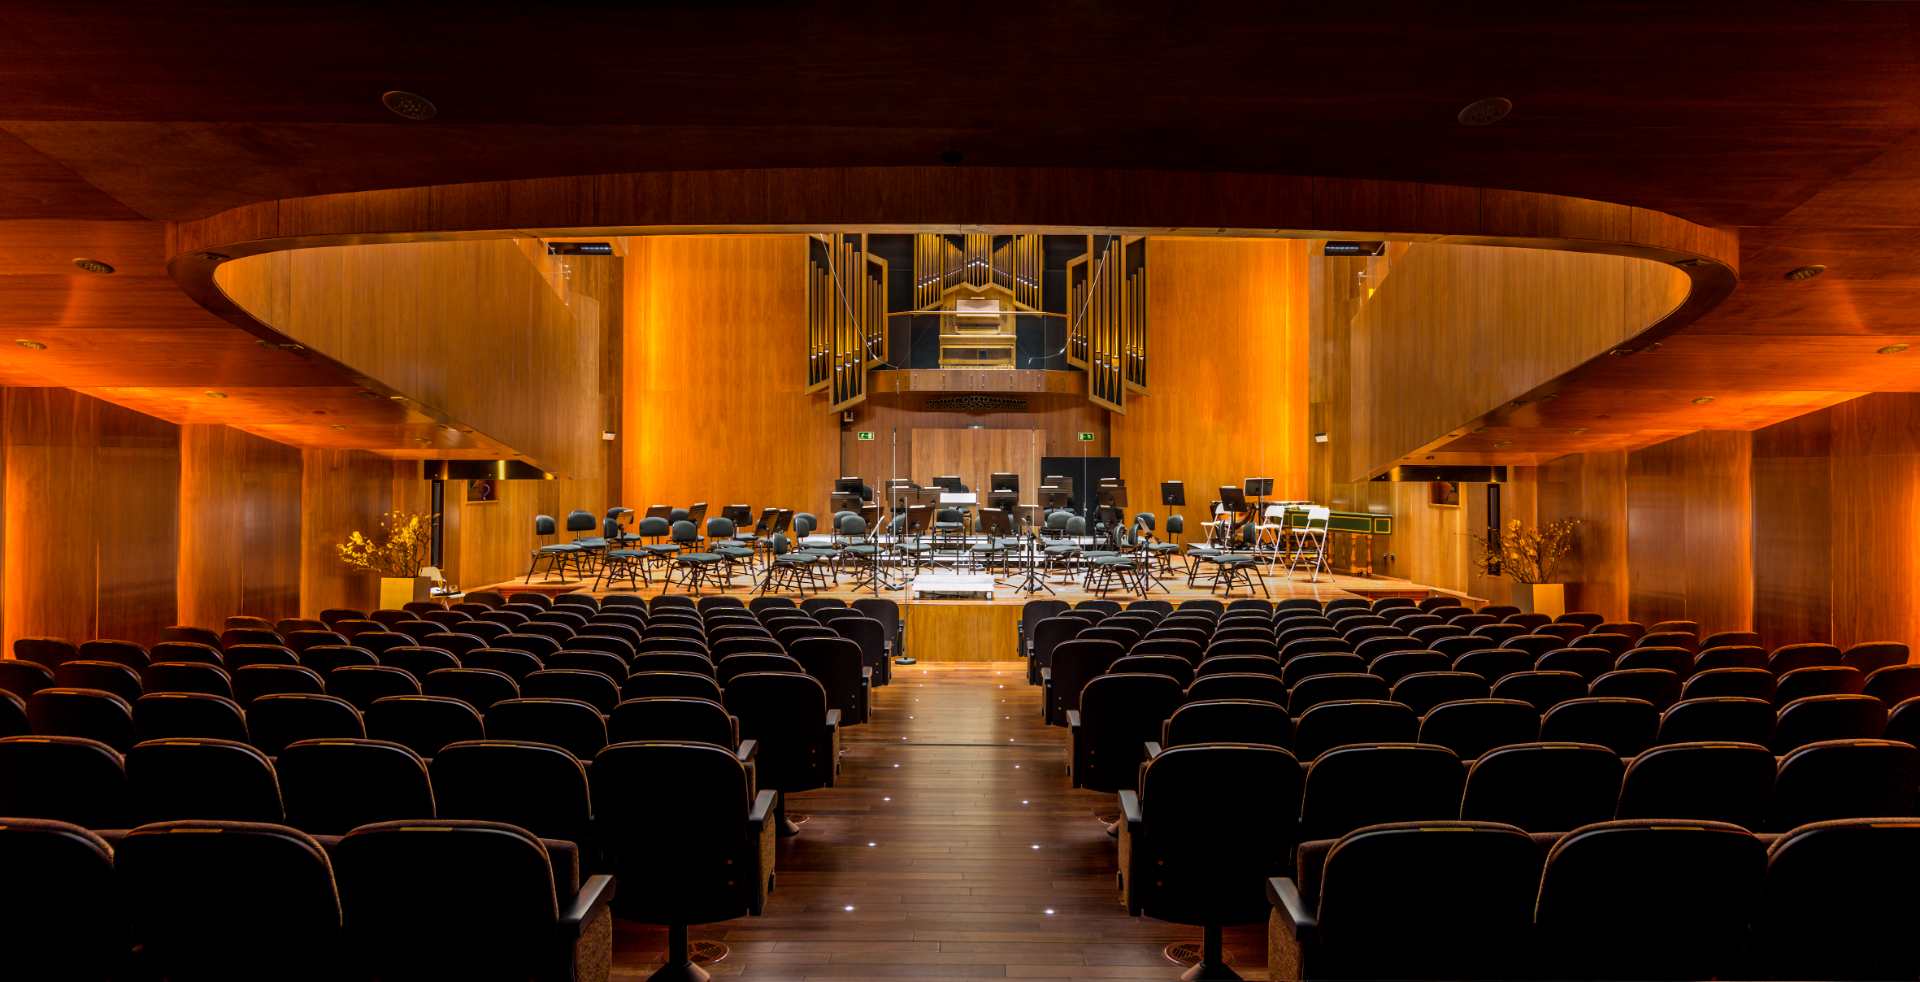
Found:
1751,410 -> 1835,647
299,449 -> 397,617
622,235 -> 837,517
841,393 -> 1107,507
1113,237 -> 1310,514
1827,393 -> 1920,649
1536,451 -> 1630,621
1626,430 -> 1753,633
908,429 -> 1043,506
4,388 -> 179,650
1347,243 -> 1691,479
177,424 -> 300,628
215,241 -> 613,477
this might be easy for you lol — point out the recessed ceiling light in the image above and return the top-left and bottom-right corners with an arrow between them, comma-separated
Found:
1878,343 -> 1909,355
204,391 -> 228,399
14,339 -> 46,350
1457,96 -> 1513,126
1692,396 -> 1716,405
1785,264 -> 1826,281
72,258 -> 114,274
381,90 -> 437,121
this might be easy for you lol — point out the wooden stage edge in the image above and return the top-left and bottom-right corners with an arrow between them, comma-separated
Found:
478,570 -> 1478,662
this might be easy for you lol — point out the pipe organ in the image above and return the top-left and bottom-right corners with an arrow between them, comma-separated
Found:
807,233 -> 883,412
1068,235 -> 1148,411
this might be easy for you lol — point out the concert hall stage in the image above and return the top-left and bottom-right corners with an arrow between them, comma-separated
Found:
481,570 -> 1471,662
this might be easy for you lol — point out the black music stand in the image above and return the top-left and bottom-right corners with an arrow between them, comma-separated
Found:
1094,481 -> 1129,548
1218,485 -> 1250,549
932,475 -> 966,492
987,472 -> 1019,512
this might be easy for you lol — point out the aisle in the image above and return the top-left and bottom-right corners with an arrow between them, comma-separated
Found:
611,663 -> 1271,980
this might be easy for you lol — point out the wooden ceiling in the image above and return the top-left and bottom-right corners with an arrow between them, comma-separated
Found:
0,4 -> 1918,462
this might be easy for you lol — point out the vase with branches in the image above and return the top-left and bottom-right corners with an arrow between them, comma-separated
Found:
1470,518 -> 1580,585
336,511 -> 433,578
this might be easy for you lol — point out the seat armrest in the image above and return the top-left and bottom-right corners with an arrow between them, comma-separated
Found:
1267,877 -> 1317,943
745,790 -> 778,915
1144,741 -> 1163,759
747,788 -> 777,826
1118,789 -> 1144,826
735,738 -> 758,763
1065,709 -> 1082,729
1117,789 -> 1147,913
862,666 -> 873,681
561,874 -> 616,934
1040,667 -> 1051,684
825,709 -> 842,727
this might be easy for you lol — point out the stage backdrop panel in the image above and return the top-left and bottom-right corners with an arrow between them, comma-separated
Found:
909,428 -> 1042,509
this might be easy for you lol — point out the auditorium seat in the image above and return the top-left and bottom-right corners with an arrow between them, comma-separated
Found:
1574,632 -> 1634,657
593,742 -> 765,979
1843,640 -> 1911,674
334,819 -> 613,981
14,637 -> 78,668
624,671 -> 725,703
223,642 -> 299,670
1291,700 -> 1419,760
28,687 -> 136,751
377,645 -> 460,680
1864,664 -> 1920,706
523,668 -> 622,713
1279,636 -> 1350,659
1635,630 -> 1697,652
790,635 -> 870,725
1759,818 -> 1920,980
325,663 -> 422,712
246,693 -> 364,755
277,738 -> 435,834
1589,668 -> 1681,709
433,740 -> 596,853
1680,666 -> 1774,701
1354,652 -> 1434,687
1615,740 -> 1774,828
1389,671 -> 1489,715
1415,698 -> 1538,759
0,657 -> 57,700
422,631 -> 488,660
608,697 -> 741,752
298,643 -> 376,675
1267,821 -> 1539,981
1157,698 -> 1291,751
353,630 -> 415,655
486,698 -> 609,760
1534,819 -> 1764,980
1186,672 -> 1290,707
634,650 -> 717,676
1534,646 -> 1613,680
159,627 -> 224,651
1119,743 -> 1302,982
1280,653 -> 1365,688
1297,743 -> 1464,841
1773,664 -> 1864,704
1772,739 -> 1920,830
1458,742 -> 1622,831
364,695 -> 487,757
53,659 -> 143,704
0,690 -> 26,737
1044,639 -> 1125,725
1614,645 -> 1692,675
1656,696 -> 1774,745
133,688 -> 245,743
145,660 -> 235,699
1450,647 -> 1532,684
1538,697 -> 1659,756
1699,629 -> 1761,650
1772,693 -> 1887,753
1490,670 -> 1589,714
1692,644 -> 1767,672
1070,672 -> 1183,792
1500,633 -> 1561,658
423,666 -> 522,711
127,737 -> 283,823
0,818 -> 122,979
0,735 -> 129,827
285,629 -> 348,654
466,647 -> 548,682
1769,641 -> 1843,674
1108,654 -> 1195,688
724,670 -> 840,834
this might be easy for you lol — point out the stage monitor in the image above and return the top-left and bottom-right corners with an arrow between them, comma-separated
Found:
932,475 -> 966,492
1244,477 -> 1274,497
990,472 -> 1019,493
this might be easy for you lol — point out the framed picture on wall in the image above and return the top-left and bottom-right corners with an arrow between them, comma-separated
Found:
1430,480 -> 1460,508
467,479 -> 498,503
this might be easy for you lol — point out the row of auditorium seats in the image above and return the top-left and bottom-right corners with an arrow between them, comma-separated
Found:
1261,817 -> 1916,981
1111,739 -> 1920,980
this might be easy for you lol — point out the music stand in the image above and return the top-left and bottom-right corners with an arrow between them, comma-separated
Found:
1044,474 -> 1074,513
829,492 -> 864,515
1218,485 -> 1250,549
1243,478 -> 1274,498
1094,481 -> 1129,548
932,475 -> 966,492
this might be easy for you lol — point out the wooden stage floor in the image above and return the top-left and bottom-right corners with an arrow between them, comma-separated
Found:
483,567 -> 1465,662
611,662 -> 1274,981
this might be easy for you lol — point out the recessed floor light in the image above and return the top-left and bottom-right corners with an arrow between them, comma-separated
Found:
1785,264 -> 1826,281
1878,343 -> 1909,354
204,391 -> 228,399
14,339 -> 46,350
381,90 -> 437,120
72,258 -> 114,274
1692,396 -> 1716,405
1457,96 -> 1513,126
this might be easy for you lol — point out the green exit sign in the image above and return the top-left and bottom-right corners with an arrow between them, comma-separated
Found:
1077,431 -> 1096,442
856,431 -> 876,442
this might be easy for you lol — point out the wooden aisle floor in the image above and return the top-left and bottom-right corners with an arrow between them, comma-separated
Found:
610,662 -> 1271,981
